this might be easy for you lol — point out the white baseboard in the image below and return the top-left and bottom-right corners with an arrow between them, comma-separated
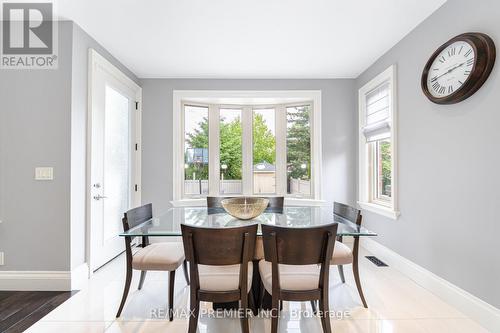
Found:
362,238 -> 500,332
0,271 -> 71,290
0,263 -> 89,291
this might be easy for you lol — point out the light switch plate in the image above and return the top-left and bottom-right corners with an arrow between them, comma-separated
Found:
35,167 -> 54,180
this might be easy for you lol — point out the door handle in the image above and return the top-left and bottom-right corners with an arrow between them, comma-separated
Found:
93,194 -> 108,200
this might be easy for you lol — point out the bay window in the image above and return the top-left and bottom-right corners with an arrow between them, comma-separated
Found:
173,91 -> 322,205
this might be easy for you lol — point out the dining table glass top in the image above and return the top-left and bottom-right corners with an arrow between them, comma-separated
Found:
119,206 -> 377,237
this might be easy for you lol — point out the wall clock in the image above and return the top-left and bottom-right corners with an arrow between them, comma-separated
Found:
421,32 -> 496,104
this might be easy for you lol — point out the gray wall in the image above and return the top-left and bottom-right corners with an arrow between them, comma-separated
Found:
0,22 -> 73,270
0,21 -> 138,272
140,79 -> 356,214
356,0 -> 500,308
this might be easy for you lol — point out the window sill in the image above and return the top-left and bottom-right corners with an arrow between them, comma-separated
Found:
357,201 -> 400,220
171,197 -> 326,207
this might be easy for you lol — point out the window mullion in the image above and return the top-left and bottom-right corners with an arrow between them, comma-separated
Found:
242,106 -> 253,195
208,104 -> 219,196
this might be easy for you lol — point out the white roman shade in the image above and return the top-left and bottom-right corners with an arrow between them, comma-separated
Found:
362,81 -> 391,142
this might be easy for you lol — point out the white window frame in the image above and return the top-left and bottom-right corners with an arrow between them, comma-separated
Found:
358,65 -> 400,219
172,90 -> 323,207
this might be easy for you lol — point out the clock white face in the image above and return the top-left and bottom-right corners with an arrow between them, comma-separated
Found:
427,41 -> 475,98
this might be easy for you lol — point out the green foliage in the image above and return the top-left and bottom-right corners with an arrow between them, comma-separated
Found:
252,113 -> 276,166
286,106 -> 311,180
183,108 -> 312,183
219,117 -> 243,179
185,117 -> 209,180
380,140 -> 392,196
186,117 -> 209,149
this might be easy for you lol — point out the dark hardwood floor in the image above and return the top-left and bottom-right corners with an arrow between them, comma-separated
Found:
0,290 -> 76,333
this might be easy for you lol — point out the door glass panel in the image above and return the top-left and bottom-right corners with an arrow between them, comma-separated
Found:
253,108 -> 276,194
219,108 -> 242,194
184,105 -> 209,196
103,86 -> 130,240
286,105 -> 312,197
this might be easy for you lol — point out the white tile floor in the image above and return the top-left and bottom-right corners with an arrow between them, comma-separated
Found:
26,246 -> 488,333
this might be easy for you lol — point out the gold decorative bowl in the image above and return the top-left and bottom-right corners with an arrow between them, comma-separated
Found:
221,197 -> 269,220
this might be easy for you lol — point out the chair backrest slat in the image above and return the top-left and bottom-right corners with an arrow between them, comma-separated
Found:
122,203 -> 153,248
267,196 -> 284,209
206,196 -> 234,208
181,224 -> 258,266
262,223 -> 338,265
124,203 -> 153,230
334,202 -> 361,225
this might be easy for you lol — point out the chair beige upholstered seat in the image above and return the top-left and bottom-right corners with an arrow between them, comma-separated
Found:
331,241 -> 353,265
259,260 -> 321,292
132,243 -> 185,271
198,263 -> 253,292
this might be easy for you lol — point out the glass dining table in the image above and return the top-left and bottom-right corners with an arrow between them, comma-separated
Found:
119,205 -> 377,311
119,205 -> 377,238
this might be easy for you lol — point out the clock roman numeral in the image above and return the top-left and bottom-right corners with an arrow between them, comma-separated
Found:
439,56 -> 446,63
448,47 -> 456,57
439,86 -> 446,94
459,46 -> 464,54
458,80 -> 464,85
432,82 -> 440,91
467,58 -> 474,66
431,76 -> 438,82
464,49 -> 472,57
448,86 -> 454,94
464,70 -> 471,75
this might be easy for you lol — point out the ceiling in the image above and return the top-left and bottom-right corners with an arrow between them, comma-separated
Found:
57,0 -> 447,79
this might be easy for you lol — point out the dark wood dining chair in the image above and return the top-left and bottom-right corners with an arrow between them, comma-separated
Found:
181,224 -> 257,333
206,196 -> 284,261
259,223 -> 338,333
116,203 -> 190,320
266,196 -> 284,209
206,196 -> 234,208
331,202 -> 368,308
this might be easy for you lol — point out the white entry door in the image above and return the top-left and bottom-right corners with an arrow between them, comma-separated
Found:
89,49 -> 141,271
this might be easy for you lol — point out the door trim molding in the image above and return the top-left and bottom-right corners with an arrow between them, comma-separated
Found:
362,238 -> 500,332
86,49 -> 142,274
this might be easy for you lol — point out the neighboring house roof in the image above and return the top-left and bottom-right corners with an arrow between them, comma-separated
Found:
253,161 -> 275,172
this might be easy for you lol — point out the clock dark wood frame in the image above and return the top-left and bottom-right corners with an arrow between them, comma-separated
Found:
421,32 -> 496,105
